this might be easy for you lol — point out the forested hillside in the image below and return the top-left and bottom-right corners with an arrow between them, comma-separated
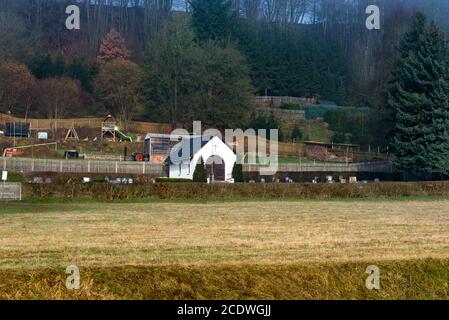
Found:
1,0 -> 449,147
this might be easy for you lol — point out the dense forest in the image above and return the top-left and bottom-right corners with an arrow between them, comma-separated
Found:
1,0 -> 449,152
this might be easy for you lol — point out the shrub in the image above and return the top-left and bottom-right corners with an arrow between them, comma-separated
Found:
193,158 -> 207,183
23,181 -> 449,201
332,132 -> 348,143
290,123 -> 302,141
250,110 -> 284,141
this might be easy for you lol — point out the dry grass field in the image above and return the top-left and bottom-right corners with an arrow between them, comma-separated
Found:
1,198 -> 448,299
1,199 -> 449,269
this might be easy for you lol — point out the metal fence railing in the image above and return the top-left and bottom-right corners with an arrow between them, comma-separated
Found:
1,157 -> 164,176
1,157 -> 393,176
244,161 -> 394,173
0,182 -> 21,201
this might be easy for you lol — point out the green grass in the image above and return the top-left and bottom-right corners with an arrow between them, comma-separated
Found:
0,202 -> 107,215
2,172 -> 24,182
277,156 -> 326,165
299,119 -> 332,142
246,156 -> 326,165
7,194 -> 449,205
54,148 -> 67,157
1,199 -> 449,269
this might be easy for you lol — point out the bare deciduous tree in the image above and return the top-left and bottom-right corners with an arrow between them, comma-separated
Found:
37,78 -> 83,120
0,62 -> 36,116
94,59 -> 144,128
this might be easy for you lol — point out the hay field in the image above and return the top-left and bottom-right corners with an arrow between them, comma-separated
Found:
1,199 -> 449,269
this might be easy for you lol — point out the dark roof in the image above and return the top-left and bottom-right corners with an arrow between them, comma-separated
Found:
165,136 -> 214,165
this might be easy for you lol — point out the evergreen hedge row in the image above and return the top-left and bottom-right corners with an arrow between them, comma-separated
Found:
24,181 -> 449,200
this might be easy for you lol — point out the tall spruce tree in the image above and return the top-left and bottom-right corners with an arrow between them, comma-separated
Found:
189,0 -> 235,46
232,163 -> 244,183
388,13 -> 449,178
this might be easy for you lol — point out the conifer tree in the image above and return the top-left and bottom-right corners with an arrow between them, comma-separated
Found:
189,0 -> 235,46
193,157 -> 208,182
291,123 -> 302,141
53,54 -> 66,77
232,162 -> 244,182
388,13 -> 449,178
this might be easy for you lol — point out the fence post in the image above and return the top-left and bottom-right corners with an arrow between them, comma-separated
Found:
32,158 -> 35,172
88,161 -> 90,173
3,157 -> 6,171
60,160 -> 63,173
143,162 -> 145,175
115,162 -> 118,174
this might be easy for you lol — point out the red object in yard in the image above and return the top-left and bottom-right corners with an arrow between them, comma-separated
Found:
136,154 -> 144,162
3,148 -> 16,157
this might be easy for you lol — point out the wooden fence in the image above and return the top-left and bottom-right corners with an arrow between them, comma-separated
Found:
258,107 -> 306,121
0,113 -> 174,134
129,121 -> 174,134
0,114 -> 103,130
255,96 -> 317,106
1,157 -> 164,176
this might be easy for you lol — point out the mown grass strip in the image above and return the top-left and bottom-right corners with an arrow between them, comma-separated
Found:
10,194 -> 449,205
0,259 -> 447,300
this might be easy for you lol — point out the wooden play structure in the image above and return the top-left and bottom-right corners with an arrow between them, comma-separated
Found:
101,114 -> 117,141
101,114 -> 133,142
65,124 -> 79,141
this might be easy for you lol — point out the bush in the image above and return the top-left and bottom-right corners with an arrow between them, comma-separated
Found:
23,181 -> 449,201
332,132 -> 348,143
250,110 -> 284,141
193,158 -> 207,183
290,123 -> 302,141
232,163 -> 244,182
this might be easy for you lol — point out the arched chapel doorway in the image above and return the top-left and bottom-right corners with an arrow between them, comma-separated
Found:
205,155 -> 225,182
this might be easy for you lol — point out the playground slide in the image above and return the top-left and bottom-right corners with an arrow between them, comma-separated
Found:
115,129 -> 133,142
